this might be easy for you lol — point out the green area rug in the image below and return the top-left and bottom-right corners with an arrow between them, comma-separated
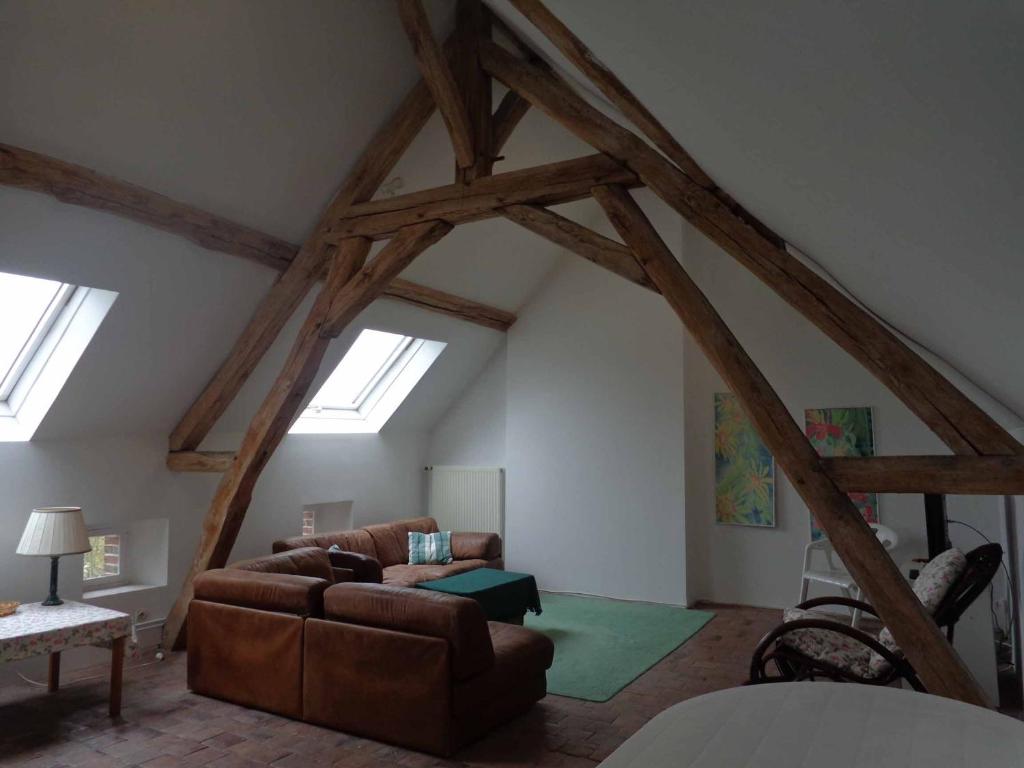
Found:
525,593 -> 714,702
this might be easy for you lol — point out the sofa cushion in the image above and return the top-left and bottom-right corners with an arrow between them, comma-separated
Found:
451,532 -> 502,561
383,559 -> 489,587
409,531 -> 454,565
453,622 -> 554,717
402,517 -> 440,536
363,523 -> 410,568
324,583 -> 494,681
193,569 -> 330,617
229,547 -> 334,583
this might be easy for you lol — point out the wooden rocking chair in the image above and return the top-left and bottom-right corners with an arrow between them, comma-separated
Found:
748,543 -> 1003,691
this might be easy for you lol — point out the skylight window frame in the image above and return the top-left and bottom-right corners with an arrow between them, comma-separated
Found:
304,335 -> 425,421
0,282 -> 77,403
291,328 -> 445,435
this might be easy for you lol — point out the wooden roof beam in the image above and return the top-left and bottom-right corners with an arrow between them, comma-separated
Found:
505,0 -> 784,248
397,0 -> 475,169
166,451 -> 235,473
593,182 -> 988,707
825,455 -> 1024,495
500,203 -> 653,290
453,0 -> 493,181
326,153 -> 639,241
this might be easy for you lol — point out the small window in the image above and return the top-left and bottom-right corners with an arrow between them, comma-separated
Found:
83,532 -> 123,586
290,328 -> 445,435
302,509 -> 315,536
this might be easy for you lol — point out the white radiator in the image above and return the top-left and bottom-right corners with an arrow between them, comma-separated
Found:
426,466 -> 504,538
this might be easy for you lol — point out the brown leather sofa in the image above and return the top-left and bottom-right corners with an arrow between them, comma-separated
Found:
272,516 -> 504,587
187,547 -> 553,756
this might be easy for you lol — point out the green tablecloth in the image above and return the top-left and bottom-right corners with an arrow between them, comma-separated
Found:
416,569 -> 542,621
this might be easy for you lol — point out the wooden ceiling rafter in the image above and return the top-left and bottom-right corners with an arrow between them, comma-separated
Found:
325,153 -> 639,240
398,0 -> 476,169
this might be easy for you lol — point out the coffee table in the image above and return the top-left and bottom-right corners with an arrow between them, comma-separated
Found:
416,569 -> 542,624
0,601 -> 131,716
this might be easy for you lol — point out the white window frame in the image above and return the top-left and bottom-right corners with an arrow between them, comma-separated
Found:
0,283 -> 76,403
82,528 -> 127,590
290,331 -> 446,435
0,284 -> 117,442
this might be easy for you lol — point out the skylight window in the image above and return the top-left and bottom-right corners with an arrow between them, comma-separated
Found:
0,269 -> 117,442
0,273 -> 74,401
290,328 -> 445,435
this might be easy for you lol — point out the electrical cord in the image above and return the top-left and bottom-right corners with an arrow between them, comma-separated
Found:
15,648 -> 166,688
948,519 -> 1014,640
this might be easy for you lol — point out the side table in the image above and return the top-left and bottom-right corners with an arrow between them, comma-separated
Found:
0,601 -> 132,716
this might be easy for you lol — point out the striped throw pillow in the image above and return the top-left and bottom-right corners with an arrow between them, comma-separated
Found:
408,531 -> 453,565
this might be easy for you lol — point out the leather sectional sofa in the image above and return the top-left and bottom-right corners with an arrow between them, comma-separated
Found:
187,546 -> 553,756
272,516 -> 503,586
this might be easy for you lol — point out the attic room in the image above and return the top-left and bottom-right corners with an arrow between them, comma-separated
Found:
2,1 -> 1023,765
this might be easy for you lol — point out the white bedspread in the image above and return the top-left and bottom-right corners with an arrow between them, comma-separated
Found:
598,682 -> 1024,768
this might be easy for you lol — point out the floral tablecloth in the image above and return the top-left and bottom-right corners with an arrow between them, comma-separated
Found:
0,601 -> 131,663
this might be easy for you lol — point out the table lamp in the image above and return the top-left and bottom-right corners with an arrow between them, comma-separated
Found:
16,507 -> 91,606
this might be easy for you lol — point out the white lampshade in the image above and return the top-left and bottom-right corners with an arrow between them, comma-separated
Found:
16,507 -> 91,556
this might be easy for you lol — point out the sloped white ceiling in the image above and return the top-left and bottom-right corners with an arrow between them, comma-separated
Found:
0,0 -> 591,440
492,0 -> 1024,422
3,0 -> 1021,440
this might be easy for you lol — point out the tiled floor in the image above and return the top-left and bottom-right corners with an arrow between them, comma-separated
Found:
0,604 -> 780,767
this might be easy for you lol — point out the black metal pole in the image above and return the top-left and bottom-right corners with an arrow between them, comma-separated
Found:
43,556 -> 62,606
924,493 -> 950,561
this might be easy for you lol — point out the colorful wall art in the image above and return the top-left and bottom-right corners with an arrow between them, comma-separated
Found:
805,406 -> 879,539
714,392 -> 775,527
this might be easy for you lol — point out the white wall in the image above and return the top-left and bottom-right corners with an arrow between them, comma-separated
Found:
501,195 -> 687,606
427,344 -> 507,468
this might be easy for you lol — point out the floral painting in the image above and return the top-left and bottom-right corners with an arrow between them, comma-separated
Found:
805,406 -> 879,540
714,392 -> 775,527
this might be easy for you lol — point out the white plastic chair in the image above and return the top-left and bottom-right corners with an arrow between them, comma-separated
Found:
799,522 -> 898,627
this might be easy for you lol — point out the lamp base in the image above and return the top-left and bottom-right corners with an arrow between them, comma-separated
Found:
42,556 -> 63,607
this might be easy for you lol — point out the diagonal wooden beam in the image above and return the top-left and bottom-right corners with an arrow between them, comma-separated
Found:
501,203 -> 653,290
385,278 -> 515,331
397,0 -> 475,169
168,65 -> 439,452
0,142 -> 295,271
506,0 -> 712,187
326,153 -> 639,241
480,40 -> 1022,458
453,0 -> 493,181
321,222 -> 454,338
504,0 -> 785,248
492,90 -> 531,155
163,237 -> 372,650
825,455 -> 1024,495
166,451 -> 236,473
164,222 -> 451,650
593,183 -> 988,706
